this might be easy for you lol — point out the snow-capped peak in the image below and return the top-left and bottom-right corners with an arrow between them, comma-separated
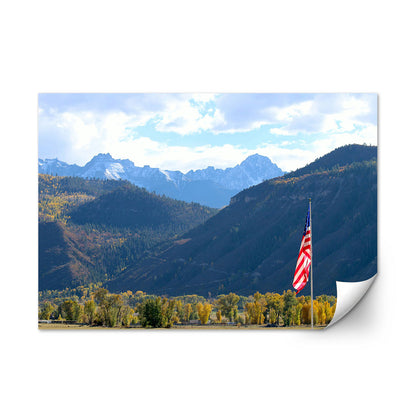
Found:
38,153 -> 285,207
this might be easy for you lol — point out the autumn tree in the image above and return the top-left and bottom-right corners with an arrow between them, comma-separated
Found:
84,299 -> 96,325
93,288 -> 109,305
297,295 -> 306,305
176,300 -> 185,322
216,309 -> 222,323
265,292 -> 284,326
245,292 -> 267,325
324,301 -> 334,324
161,298 -> 177,328
204,303 -> 212,324
39,301 -> 55,320
317,302 -> 326,325
216,293 -> 240,322
197,303 -> 212,325
269,308 -> 277,324
59,299 -> 82,322
93,289 -> 124,327
108,294 -> 124,327
120,305 -> 135,326
330,302 -> 337,323
301,302 -> 311,324
184,303 -> 193,322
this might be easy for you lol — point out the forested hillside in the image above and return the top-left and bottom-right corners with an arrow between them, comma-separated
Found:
70,186 -> 215,230
39,175 -> 217,290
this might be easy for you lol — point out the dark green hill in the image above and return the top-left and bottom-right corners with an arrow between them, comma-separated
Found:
285,144 -> 376,178
69,186 -> 216,231
107,145 -> 377,296
39,173 -> 132,197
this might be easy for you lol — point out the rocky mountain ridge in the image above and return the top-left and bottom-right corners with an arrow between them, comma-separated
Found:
38,153 -> 285,207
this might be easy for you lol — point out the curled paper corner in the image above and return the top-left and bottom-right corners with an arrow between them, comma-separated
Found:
326,274 -> 377,328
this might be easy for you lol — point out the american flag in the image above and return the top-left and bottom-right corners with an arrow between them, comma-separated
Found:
293,206 -> 312,294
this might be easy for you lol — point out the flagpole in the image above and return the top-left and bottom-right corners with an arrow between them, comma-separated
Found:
309,198 -> 313,329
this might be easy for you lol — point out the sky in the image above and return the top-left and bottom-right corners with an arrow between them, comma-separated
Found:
38,93 -> 377,173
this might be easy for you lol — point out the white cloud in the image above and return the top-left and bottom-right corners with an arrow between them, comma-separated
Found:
267,94 -> 376,137
255,143 -> 316,172
109,137 -> 252,172
154,97 -> 224,135
270,128 -> 292,136
40,94 -> 225,143
269,100 -> 315,123
280,140 -> 294,146
39,108 -> 145,163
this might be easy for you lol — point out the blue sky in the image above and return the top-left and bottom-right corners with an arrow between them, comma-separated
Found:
38,93 -> 377,172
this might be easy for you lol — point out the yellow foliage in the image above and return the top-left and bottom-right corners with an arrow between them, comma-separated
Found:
196,302 -> 212,324
216,309 -> 222,323
39,192 -> 94,223
184,303 -> 192,322
245,294 -> 267,325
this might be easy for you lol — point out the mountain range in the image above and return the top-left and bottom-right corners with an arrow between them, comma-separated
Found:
38,144 -> 377,297
38,153 -> 285,208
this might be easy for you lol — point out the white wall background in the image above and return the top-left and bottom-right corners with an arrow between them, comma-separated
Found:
1,1 -> 413,415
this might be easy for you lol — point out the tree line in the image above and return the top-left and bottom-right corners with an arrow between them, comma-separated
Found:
39,287 -> 336,328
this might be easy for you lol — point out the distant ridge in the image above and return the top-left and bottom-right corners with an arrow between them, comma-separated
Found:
285,144 -> 377,178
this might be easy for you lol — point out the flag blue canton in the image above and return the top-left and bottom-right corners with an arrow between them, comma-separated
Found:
303,207 -> 311,236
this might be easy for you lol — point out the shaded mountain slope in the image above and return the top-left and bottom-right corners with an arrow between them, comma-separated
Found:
107,147 -> 377,296
39,221 -> 94,290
